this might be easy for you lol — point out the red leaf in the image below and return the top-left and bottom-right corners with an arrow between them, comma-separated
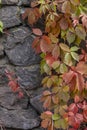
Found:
63,70 -> 75,84
32,28 -> 42,36
76,73 -> 84,91
52,44 -> 60,59
76,61 -> 87,75
68,103 -> 78,114
45,54 -> 56,67
42,35 -> 51,44
40,39 -> 53,53
74,95 -> 80,103
32,37 -> 41,53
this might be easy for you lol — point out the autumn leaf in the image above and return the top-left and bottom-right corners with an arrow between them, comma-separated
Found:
59,18 -> 68,30
76,61 -> 87,75
32,28 -> 42,36
75,25 -> 86,40
32,37 -> 41,53
59,43 -> 70,52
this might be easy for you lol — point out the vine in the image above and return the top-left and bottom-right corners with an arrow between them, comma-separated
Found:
8,0 -> 87,130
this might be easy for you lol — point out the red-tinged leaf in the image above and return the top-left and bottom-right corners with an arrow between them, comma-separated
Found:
63,70 -> 75,84
27,9 -> 36,25
52,44 -> 60,59
45,54 -> 55,67
43,90 -> 51,96
33,8 -> 42,19
83,109 -> 87,121
75,113 -> 83,122
41,119 -> 49,128
40,39 -> 53,53
43,96 -> 51,109
76,73 -> 84,91
45,111 -> 52,115
18,91 -> 24,98
32,37 -> 41,53
42,35 -> 51,44
32,28 -> 42,36
68,103 -> 78,114
74,95 -> 80,103
82,15 -> 87,29
59,18 -> 68,30
76,62 -> 87,75
68,112 -> 74,116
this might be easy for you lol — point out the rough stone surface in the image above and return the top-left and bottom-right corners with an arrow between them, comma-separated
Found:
5,36 -> 40,66
2,0 -> 30,5
0,106 -> 40,129
4,26 -> 31,49
16,65 -> 42,90
0,1 -> 43,130
30,94 -> 44,113
0,6 -> 21,28
0,86 -> 28,109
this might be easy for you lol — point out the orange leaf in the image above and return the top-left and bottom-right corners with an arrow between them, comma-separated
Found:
43,96 -> 51,109
42,35 -> 51,44
32,28 -> 42,36
32,37 -> 41,53
40,39 -> 53,53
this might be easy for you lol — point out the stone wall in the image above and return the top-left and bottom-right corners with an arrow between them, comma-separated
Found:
0,0 -> 44,129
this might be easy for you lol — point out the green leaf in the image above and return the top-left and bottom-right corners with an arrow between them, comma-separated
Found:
43,64 -> 51,74
52,114 -> 60,121
54,118 -> 68,129
75,25 -> 86,40
59,63 -> 68,74
47,78 -> 53,88
64,53 -> 73,66
66,30 -> 76,44
71,52 -> 79,61
70,46 -> 79,51
52,61 -> 60,69
59,43 -> 70,52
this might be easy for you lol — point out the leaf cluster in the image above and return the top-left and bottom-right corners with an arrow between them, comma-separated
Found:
22,0 -> 87,129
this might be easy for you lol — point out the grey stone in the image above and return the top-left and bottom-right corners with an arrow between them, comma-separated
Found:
16,65 -> 42,90
0,86 -> 28,109
2,0 -> 30,5
0,6 -> 21,28
4,26 -> 31,49
0,106 -> 40,129
5,36 -> 40,66
0,44 -> 4,58
30,94 -> 44,113
0,66 -> 8,85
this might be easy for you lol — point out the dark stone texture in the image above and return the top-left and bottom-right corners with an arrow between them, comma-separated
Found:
0,66 -> 8,85
16,65 -> 42,90
0,86 -> 28,109
5,36 -> 40,66
0,106 -> 40,129
4,26 -> 31,49
0,6 -> 21,28
30,94 -> 44,113
2,0 -> 30,6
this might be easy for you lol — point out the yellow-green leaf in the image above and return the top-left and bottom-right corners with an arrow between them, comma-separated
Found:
59,43 -> 70,52
71,52 -> 79,61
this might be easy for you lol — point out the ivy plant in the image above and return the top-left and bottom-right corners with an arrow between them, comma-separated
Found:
8,0 -> 87,130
